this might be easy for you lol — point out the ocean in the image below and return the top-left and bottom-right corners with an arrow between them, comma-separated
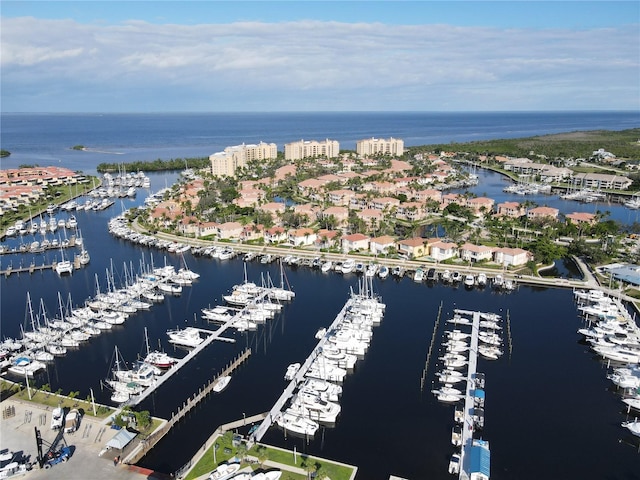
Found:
1,112 -> 639,479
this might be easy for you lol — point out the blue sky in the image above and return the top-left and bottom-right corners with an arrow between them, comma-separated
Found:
1,1 -> 638,112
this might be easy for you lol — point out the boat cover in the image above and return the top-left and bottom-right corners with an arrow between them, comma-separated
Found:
469,440 -> 490,476
474,389 -> 485,399
106,429 -> 137,449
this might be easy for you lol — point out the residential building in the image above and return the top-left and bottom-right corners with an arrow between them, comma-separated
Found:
284,139 -> 340,160
571,173 -> 632,190
459,243 -> 495,263
210,142 -> 277,177
496,202 -> 526,218
429,241 -> 458,261
341,233 -> 370,253
321,206 -> 349,226
565,212 -> 597,226
397,237 -> 426,258
288,228 -> 316,247
264,226 -> 287,244
356,137 -> 404,156
315,229 -> 339,249
493,247 -> 531,266
527,206 -> 559,221
369,235 -> 396,255
216,221 -> 244,240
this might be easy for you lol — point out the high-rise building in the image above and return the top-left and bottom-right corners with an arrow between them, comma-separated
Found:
356,137 -> 404,156
209,142 -> 277,177
284,139 -> 340,161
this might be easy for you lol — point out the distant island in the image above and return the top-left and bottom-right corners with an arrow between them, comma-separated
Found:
71,145 -> 86,151
0,149 -> 11,158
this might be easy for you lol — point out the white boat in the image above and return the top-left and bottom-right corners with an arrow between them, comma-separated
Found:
441,269 -> 451,283
276,412 -> 319,436
285,362 -> 301,381
55,252 -> 74,276
463,274 -> 475,287
622,420 -> 640,437
622,397 -> 640,411
413,268 -> 424,282
157,282 -> 182,295
167,327 -> 203,347
207,462 -> 241,480
213,375 -> 231,392
321,261 -> 333,273
300,377 -> 342,402
341,259 -> 356,274
477,272 -> 488,286
202,306 -> 234,322
378,265 -> 389,279
493,274 -> 504,289
448,453 -> 461,474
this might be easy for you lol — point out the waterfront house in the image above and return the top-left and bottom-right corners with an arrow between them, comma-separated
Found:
397,237 -> 427,258
241,224 -> 264,242
571,172 -> 632,191
429,241 -> 458,262
315,229 -> 339,249
216,222 -> 243,240
264,226 -> 287,244
288,228 -> 316,247
493,247 -> 531,267
565,212 -> 597,226
198,221 -> 219,238
527,206 -> 559,221
496,201 -> 526,218
459,243 -> 495,263
369,235 -> 397,255
341,233 -> 370,253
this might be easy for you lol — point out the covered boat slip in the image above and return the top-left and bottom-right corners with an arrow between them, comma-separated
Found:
106,429 -> 137,450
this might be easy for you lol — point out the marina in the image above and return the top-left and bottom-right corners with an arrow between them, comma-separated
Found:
2,111 -> 640,479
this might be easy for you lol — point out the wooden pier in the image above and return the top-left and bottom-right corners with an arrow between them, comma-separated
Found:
249,297 -> 354,444
1,254 -> 86,277
124,348 -> 252,465
126,320 -> 242,407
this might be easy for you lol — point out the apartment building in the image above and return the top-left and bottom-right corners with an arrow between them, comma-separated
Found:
284,139 -> 340,160
356,137 -> 404,156
210,142 -> 277,177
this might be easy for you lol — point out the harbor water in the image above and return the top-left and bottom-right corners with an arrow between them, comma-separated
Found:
1,112 -> 639,478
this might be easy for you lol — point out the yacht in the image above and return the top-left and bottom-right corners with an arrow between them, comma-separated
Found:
493,274 -> 504,289
55,252 -> 74,276
441,269 -> 452,283
320,261 -> 333,273
451,271 -> 462,283
115,361 -> 158,387
144,350 -> 178,369
276,412 -> 319,436
477,272 -> 488,287
341,259 -> 356,274
207,462 -> 241,480
448,453 -> 461,474
167,327 -> 203,348
285,363 -> 301,381
463,274 -> 475,288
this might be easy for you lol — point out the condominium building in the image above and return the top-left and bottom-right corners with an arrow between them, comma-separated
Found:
284,139 -> 340,161
356,137 -> 404,156
210,142 -> 277,177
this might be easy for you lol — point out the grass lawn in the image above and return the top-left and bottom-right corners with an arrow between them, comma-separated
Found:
4,382 -> 114,419
185,432 -> 354,480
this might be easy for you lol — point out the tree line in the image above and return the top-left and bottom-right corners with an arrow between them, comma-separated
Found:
96,157 -> 211,173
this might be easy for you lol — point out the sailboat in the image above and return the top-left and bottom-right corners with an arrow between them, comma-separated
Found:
142,327 -> 178,369
55,247 -> 73,275
76,229 -> 90,265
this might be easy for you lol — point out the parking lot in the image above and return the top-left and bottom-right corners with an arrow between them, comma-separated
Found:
1,399 -> 162,480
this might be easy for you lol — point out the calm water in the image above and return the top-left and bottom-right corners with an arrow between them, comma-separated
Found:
2,113 -> 640,478
2,111 -> 638,175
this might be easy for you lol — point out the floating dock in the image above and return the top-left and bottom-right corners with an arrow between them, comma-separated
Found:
249,297 -> 354,444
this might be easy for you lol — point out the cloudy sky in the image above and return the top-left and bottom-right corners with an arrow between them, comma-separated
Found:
2,1 -> 638,112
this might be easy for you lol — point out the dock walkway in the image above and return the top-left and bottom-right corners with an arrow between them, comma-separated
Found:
249,297 -> 353,444
455,310 -> 481,480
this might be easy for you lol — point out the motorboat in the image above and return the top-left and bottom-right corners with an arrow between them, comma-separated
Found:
493,274 -> 504,289
285,363 -> 301,381
341,259 -> 355,274
622,396 -> 640,411
320,261 -> 333,273
300,377 -> 342,402
167,327 -> 203,347
464,274 -> 475,288
115,361 -> 158,387
451,271 -> 462,283
276,412 -> 319,436
413,268 -> 424,282
202,306 -> 234,322
451,425 -> 463,446
622,420 -> 640,437
207,462 -> 241,480
378,265 -> 390,279
157,282 -> 182,295
55,256 -> 74,276
441,269 -> 452,283
448,453 -> 461,474
477,272 -> 488,287
213,375 -> 231,392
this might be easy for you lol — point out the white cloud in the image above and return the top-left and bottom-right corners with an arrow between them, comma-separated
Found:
1,16 -> 638,111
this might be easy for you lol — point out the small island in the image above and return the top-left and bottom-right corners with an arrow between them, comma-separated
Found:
71,145 -> 86,151
0,149 -> 11,158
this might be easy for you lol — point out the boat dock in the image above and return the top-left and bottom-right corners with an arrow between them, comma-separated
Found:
249,297 -> 354,444
453,309 -> 491,480
124,348 -> 252,465
1,255 -> 87,277
125,319 -> 242,407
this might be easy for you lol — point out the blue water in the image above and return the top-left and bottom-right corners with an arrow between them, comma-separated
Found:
1,113 -> 640,479
2,111 -> 638,175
